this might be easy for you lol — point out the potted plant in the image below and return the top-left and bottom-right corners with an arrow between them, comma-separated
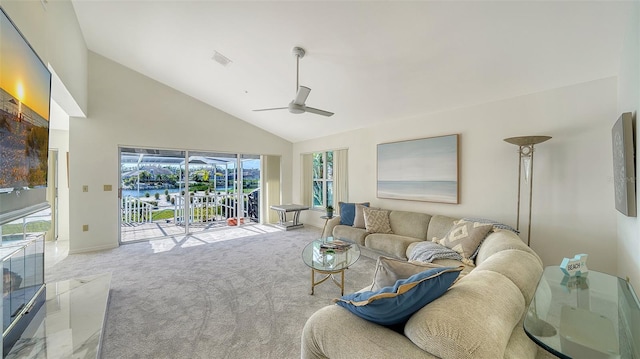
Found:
326,205 -> 334,218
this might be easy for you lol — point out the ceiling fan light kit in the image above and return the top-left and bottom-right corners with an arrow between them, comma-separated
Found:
253,47 -> 334,117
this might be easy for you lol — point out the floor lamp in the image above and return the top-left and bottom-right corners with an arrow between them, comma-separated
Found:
504,136 -> 551,247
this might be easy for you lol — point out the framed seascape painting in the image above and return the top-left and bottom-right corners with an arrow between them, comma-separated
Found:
377,134 -> 459,203
612,112 -> 636,217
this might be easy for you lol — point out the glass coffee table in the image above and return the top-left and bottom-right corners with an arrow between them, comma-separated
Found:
302,237 -> 360,295
524,266 -> 640,359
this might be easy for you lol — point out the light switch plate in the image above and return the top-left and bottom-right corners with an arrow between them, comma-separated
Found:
104,184 -> 112,191
83,185 -> 89,192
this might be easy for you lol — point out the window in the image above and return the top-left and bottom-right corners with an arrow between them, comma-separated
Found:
312,151 -> 333,208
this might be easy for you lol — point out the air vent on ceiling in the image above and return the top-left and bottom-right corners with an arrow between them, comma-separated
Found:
212,51 -> 232,67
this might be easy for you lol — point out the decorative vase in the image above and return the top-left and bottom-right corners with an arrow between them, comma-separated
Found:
326,209 -> 333,218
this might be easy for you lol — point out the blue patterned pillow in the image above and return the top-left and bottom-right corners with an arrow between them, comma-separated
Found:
339,202 -> 369,226
334,266 -> 462,326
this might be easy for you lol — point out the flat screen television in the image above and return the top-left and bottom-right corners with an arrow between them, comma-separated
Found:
0,7 -> 52,223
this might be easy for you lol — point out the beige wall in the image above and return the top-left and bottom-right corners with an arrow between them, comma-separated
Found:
68,52 -> 292,253
294,77 -> 619,274
616,2 -> 640,291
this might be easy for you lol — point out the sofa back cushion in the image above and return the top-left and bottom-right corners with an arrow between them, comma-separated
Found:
389,211 -> 431,239
404,270 -> 525,359
426,215 -> 459,241
474,229 -> 541,267
333,225 -> 368,246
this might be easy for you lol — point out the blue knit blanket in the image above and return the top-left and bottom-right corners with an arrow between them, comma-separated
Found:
409,241 -> 462,263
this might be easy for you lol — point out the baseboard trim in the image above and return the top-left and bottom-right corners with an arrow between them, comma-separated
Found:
69,243 -> 118,254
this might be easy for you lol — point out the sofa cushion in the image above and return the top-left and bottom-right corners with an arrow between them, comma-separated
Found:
333,225 -> 368,246
370,256 -> 446,291
389,211 -> 431,239
433,219 -> 493,261
365,234 -> 418,260
426,215 -> 459,240
474,229 -> 541,267
334,266 -> 462,326
339,202 -> 370,226
475,248 -> 543,305
363,208 -> 393,234
353,204 -> 368,229
404,270 -> 525,359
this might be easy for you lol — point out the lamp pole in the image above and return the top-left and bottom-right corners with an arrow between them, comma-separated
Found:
504,136 -> 551,247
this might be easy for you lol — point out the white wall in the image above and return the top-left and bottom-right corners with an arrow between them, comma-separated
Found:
49,129 -> 70,241
68,52 -> 292,253
616,2 -> 640,291
294,78 -> 619,274
1,0 -> 88,116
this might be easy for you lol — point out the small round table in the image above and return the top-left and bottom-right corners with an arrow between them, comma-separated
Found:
301,237 -> 360,295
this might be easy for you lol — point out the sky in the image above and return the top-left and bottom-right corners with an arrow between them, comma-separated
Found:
0,10 -> 51,121
377,135 -> 458,182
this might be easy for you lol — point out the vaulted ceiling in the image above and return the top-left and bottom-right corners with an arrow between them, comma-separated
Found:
71,1 -> 633,142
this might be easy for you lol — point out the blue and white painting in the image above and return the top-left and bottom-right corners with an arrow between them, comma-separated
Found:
377,134 -> 459,203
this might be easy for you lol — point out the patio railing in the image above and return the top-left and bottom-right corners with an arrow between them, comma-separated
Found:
173,191 -> 257,226
121,196 -> 154,225
121,190 -> 259,227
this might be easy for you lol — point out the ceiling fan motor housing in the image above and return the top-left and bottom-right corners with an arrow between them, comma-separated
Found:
288,102 -> 305,114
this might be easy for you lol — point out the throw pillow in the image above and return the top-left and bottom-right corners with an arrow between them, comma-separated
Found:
339,202 -> 370,226
363,207 -> 393,234
433,219 -> 493,260
370,256 -> 446,291
334,266 -> 462,326
352,204 -> 368,229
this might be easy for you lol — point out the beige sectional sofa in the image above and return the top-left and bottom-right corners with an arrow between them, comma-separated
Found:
305,209 -> 550,359
322,210 -> 463,260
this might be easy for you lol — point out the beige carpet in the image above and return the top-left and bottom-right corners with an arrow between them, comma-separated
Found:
45,225 -> 375,359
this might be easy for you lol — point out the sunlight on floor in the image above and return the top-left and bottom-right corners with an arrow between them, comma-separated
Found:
148,224 -> 282,253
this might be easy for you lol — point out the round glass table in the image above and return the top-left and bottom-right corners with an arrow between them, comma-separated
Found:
301,237 -> 360,295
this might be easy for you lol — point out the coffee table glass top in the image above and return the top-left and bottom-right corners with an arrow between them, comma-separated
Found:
524,266 -> 640,359
302,237 -> 360,272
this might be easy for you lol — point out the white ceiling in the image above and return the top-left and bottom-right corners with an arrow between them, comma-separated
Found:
70,1 -> 633,143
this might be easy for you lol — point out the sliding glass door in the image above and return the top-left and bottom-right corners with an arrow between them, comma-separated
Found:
119,147 -> 261,243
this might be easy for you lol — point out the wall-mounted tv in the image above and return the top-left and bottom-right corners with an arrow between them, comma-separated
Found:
0,7 -> 52,223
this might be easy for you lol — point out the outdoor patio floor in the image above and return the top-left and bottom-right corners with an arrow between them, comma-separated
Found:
120,219 -> 257,242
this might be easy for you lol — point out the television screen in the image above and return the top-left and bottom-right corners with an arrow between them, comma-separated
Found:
0,7 -> 51,222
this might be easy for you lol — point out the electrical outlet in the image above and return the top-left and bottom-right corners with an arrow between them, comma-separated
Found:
83,185 -> 89,192
82,224 -> 89,232
104,184 -> 112,191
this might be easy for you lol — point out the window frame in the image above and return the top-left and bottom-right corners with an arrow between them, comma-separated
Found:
311,151 -> 333,209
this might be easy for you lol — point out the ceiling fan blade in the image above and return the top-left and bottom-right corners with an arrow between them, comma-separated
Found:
253,107 -> 288,112
304,106 -> 334,117
293,86 -> 311,105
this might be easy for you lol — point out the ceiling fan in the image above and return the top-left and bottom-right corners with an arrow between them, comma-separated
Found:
253,47 -> 334,117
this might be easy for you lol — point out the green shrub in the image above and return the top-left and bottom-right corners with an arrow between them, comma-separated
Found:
154,192 -> 160,200
145,192 -> 150,198
166,194 -> 170,201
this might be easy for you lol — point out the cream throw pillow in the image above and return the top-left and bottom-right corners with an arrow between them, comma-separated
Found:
433,219 -> 493,261
370,256 -> 445,291
352,204 -> 368,229
363,208 -> 393,234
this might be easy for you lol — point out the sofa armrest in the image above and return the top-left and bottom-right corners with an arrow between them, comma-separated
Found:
322,216 -> 342,238
301,305 -> 438,359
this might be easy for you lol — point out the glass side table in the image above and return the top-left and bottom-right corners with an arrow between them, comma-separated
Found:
524,266 -> 640,359
301,237 -> 360,295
